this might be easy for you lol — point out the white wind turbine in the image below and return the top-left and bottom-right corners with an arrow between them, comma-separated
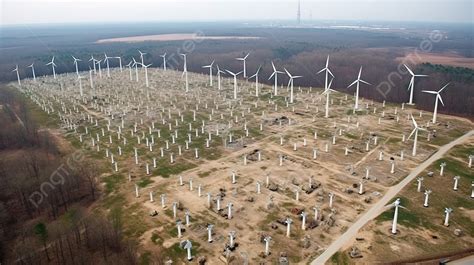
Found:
141,63 -> 152,88
321,78 -> 336,118
180,53 -> 189,92
138,50 -> 146,66
226,69 -> 243,100
88,67 -> 94,88
160,53 -> 167,71
268,61 -> 284,96
422,83 -> 449,124
404,64 -> 427,105
77,74 -> 85,97
95,59 -> 102,78
72,55 -> 81,76
216,64 -> 225,91
202,60 -> 214,86
407,115 -> 426,156
348,66 -> 371,110
46,56 -> 57,79
132,58 -> 139,82
316,55 -> 334,92
114,56 -> 123,71
126,60 -> 133,81
386,198 -> 407,234
27,63 -> 36,81
284,68 -> 302,103
103,53 -> 111,77
236,52 -> 250,78
89,55 -> 97,73
249,65 -> 262,97
12,65 -> 21,86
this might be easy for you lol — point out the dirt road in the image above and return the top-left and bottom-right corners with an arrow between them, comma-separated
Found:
311,130 -> 474,265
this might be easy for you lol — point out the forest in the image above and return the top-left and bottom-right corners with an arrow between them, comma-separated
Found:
0,22 -> 472,117
0,87 -> 143,264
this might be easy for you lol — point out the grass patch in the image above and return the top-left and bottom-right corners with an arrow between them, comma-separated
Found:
103,174 -> 124,194
137,177 -> 153,188
154,162 -> 196,178
375,196 -> 430,229
330,251 -> 350,265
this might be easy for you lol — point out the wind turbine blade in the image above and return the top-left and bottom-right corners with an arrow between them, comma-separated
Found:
348,79 -> 357,88
327,68 -> 334,77
284,68 -> 291,77
404,64 -> 414,76
437,94 -> 445,106
407,128 -> 416,140
316,68 -> 325,75
422,90 -> 437,95
268,72 -> 275,80
407,78 -> 414,91
328,78 -> 333,89
414,74 -> 428,77
360,80 -> 371,85
438,83 -> 450,93
271,61 -> 276,72
411,115 -> 418,128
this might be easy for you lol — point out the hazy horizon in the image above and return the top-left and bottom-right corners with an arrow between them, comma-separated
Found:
1,0 -> 472,26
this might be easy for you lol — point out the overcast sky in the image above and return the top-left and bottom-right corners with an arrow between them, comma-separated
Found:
1,0 -> 472,25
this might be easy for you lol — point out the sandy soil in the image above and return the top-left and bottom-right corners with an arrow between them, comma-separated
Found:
96,33 -> 262,43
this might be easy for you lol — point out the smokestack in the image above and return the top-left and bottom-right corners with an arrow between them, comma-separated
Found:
297,0 -> 301,24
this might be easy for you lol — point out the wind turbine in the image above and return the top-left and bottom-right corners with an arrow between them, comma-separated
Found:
316,55 -> 334,91
216,64 -> 225,91
225,69 -> 242,100
160,53 -> 167,71
348,66 -> 371,110
404,64 -> 427,105
88,67 -> 94,88
321,78 -> 336,118
422,83 -> 449,124
72,55 -> 81,76
126,61 -> 133,81
180,53 -> 189,92
96,59 -> 102,78
114,56 -> 123,72
27,63 -> 36,81
407,115 -> 426,156
103,53 -> 111,77
89,55 -> 97,73
268,61 -> 284,96
202,60 -> 214,87
284,68 -> 302,103
132,58 -> 139,82
77,74 -> 85,97
12,65 -> 21,86
142,63 -> 152,88
386,198 -> 407,235
249,65 -> 262,97
236,52 -> 250,78
138,50 -> 146,66
46,56 -> 57,79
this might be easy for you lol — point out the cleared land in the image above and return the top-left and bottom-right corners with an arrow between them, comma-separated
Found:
96,33 -> 262,43
10,66 -> 473,264
397,51 -> 474,69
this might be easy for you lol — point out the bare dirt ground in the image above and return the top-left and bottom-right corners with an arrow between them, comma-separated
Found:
14,66 -> 473,264
96,33 -> 262,43
396,51 -> 474,69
